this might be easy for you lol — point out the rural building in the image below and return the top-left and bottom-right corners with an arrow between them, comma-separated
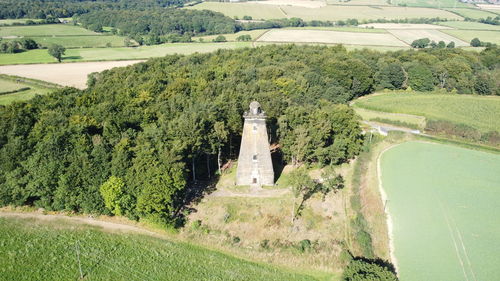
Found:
236,101 -> 274,186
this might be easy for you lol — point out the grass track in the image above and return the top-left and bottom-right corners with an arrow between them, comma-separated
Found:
0,217 -> 317,281
353,92 -> 500,133
380,141 -> 500,281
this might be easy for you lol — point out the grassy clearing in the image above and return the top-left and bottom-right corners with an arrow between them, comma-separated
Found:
387,29 -> 468,46
0,216 -> 316,281
442,29 -> 500,44
0,24 -> 99,37
445,8 -> 498,19
0,75 -> 56,105
354,107 -> 426,129
438,21 -> 500,30
4,35 -> 126,48
353,92 -> 500,133
0,42 -> 252,65
381,141 -> 500,281
0,19 -> 43,25
257,29 -> 408,46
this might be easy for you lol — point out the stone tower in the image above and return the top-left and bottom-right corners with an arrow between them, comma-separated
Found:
236,101 -> 274,186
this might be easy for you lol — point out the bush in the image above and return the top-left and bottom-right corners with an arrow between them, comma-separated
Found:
236,34 -> 252,41
471,38 -> 481,47
213,35 -> 227,42
297,239 -> 312,253
232,236 -> 241,244
260,239 -> 270,249
342,258 -> 397,281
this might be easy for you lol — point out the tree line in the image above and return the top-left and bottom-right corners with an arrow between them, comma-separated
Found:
0,45 -> 498,227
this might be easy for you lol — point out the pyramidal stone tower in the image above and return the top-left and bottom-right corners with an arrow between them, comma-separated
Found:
236,101 -> 274,186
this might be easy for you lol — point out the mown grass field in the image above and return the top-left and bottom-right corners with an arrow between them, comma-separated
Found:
0,24 -> 99,37
0,42 -> 252,65
438,21 -> 500,31
381,141 -> 500,281
187,2 -> 462,21
0,19 -> 43,25
442,29 -> 500,44
195,29 -> 269,42
0,75 -> 56,105
257,29 -> 408,46
390,0 -> 470,8
4,35 -> 126,48
0,217 -> 317,281
445,8 -> 499,19
353,92 -> 500,133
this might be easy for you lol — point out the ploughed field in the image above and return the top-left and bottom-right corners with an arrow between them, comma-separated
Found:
0,217 -> 316,281
380,141 -> 500,281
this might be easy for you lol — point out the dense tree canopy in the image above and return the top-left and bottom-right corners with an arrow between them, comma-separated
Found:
0,45 -> 498,226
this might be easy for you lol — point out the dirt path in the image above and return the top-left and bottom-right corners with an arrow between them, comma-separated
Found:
0,60 -> 144,89
0,211 -> 158,237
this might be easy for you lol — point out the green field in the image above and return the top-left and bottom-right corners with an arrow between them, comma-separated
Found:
187,2 -> 462,21
0,75 -> 56,105
438,21 -> 500,30
0,24 -> 99,37
442,29 -> 500,44
354,92 -> 500,133
381,141 -> 500,281
445,8 -> 498,19
0,42 -> 252,65
0,19 -> 43,26
0,217 -> 316,281
195,29 -> 269,42
4,35 -> 126,48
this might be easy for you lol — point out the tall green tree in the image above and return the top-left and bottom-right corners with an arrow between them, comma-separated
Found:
48,44 -> 65,62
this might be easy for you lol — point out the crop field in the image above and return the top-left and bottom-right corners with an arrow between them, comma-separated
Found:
445,8 -> 498,19
187,2 -> 462,21
438,21 -> 500,31
0,24 -> 99,37
390,0 -> 471,8
257,29 -> 408,46
0,217 -> 315,281
326,0 -> 389,6
359,23 -> 450,29
380,141 -> 500,281
387,29 -> 468,46
442,29 -> 500,44
286,26 -> 388,33
0,42 -> 252,65
0,75 -> 56,105
195,29 -> 269,42
353,92 -> 500,133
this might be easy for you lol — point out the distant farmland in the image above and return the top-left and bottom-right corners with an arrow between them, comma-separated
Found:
387,29 -> 469,46
442,29 -> 500,45
0,24 -> 99,37
257,29 -> 409,46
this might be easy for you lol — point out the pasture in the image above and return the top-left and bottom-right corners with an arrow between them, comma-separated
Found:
353,92 -> 500,133
445,8 -> 498,19
5,35 -> 126,48
0,19 -> 43,26
442,29 -> 500,44
0,42 -> 252,65
389,0 -> 470,8
438,21 -> 500,31
380,141 -> 500,281
0,24 -> 99,37
195,29 -> 269,42
257,29 -> 408,46
186,2 -> 285,20
0,216 -> 316,281
0,75 -> 56,105
359,23 -> 450,29
387,29 -> 468,46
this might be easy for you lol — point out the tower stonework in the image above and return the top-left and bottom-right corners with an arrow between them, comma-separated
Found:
236,101 -> 274,186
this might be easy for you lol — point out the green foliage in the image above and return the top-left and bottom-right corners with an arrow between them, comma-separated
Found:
342,258 -> 397,281
471,37 -> 481,47
47,43 -> 65,62
99,176 -> 125,216
377,63 -> 405,90
446,41 -> 455,48
410,37 -> 430,48
213,35 -> 227,42
407,64 -> 434,91
236,34 -> 252,41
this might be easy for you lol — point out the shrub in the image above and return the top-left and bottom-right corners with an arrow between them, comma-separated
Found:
297,239 -> 312,253
342,258 -> 397,281
260,239 -> 270,250
232,236 -> 241,244
213,35 -> 227,42
471,38 -> 481,47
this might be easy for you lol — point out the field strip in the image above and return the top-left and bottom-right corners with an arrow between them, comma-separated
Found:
387,29 -> 469,46
257,29 -> 409,46
0,60 -> 144,89
359,23 -> 451,29
376,143 -> 401,275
